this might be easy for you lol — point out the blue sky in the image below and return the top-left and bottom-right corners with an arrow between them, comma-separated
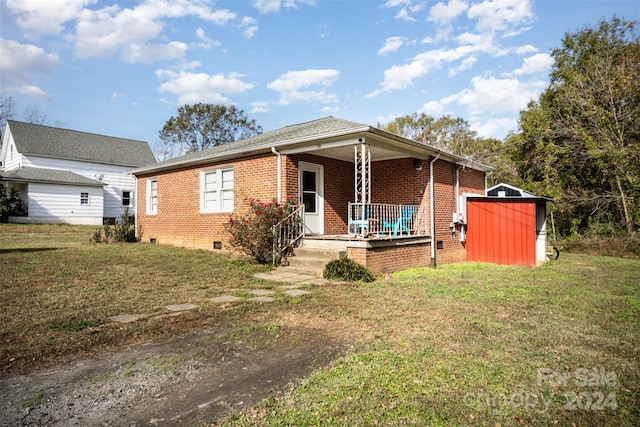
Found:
1,0 -> 637,154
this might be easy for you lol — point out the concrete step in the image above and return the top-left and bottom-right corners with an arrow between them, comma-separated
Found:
283,246 -> 346,274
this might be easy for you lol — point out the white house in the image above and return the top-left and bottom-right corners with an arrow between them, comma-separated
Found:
0,120 -> 156,225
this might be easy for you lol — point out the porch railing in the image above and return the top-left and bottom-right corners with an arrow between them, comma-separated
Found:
348,203 -> 427,238
272,204 -> 305,265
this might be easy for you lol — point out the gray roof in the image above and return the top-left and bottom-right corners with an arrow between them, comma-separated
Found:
130,116 -> 493,175
1,167 -> 106,187
7,120 -> 156,167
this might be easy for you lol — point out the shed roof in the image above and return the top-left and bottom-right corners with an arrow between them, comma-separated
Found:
6,120 -> 156,168
1,167 -> 106,187
130,116 -> 493,175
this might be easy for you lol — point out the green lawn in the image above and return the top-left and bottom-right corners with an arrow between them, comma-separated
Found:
1,224 -> 638,426
219,256 -> 640,426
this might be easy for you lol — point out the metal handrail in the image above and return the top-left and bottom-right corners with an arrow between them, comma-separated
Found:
272,204 -> 305,265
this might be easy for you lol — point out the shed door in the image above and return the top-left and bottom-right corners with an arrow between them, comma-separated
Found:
466,200 -> 537,266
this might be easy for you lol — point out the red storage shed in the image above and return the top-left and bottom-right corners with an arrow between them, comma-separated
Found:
465,183 -> 550,266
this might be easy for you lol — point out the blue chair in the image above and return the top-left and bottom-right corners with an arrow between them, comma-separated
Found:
383,205 -> 414,236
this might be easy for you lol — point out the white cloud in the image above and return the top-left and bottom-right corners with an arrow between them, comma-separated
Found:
515,44 -> 538,54
251,0 -> 281,13
0,39 -> 58,100
239,16 -> 259,38
6,0 -> 95,36
471,117 -> 517,139
156,69 -> 254,105
454,75 -> 546,114
267,69 -> 340,105
251,101 -> 271,113
419,100 -> 446,116
251,0 -> 315,13
513,53 -> 553,75
195,28 -> 220,49
378,37 -> 406,56
467,0 -> 533,36
428,0 -> 468,25
369,45 -> 481,96
120,41 -> 188,63
10,0 -> 236,63
449,56 -> 477,76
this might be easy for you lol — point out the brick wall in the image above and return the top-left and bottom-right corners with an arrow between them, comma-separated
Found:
347,243 -> 430,274
136,154 -> 278,251
431,161 -> 485,264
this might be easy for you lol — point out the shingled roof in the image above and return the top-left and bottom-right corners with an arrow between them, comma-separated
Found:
1,167 -> 106,187
7,120 -> 156,168
130,116 -> 493,176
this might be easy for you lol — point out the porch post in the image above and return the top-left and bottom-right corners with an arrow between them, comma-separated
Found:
354,142 -> 371,205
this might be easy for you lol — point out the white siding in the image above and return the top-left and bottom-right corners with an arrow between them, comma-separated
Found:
14,183 -> 104,225
22,155 -> 137,220
0,131 -> 23,171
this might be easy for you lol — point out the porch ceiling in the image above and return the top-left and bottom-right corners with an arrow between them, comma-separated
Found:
280,137 -> 427,163
309,144 -> 407,163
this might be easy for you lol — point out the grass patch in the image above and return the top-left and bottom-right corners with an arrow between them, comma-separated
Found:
220,254 -> 640,426
2,225 -> 639,426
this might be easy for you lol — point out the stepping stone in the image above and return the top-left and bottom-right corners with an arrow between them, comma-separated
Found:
248,296 -> 275,302
249,289 -> 275,296
278,284 -> 302,290
253,272 -> 277,280
210,295 -> 244,303
165,303 -> 198,312
108,313 -> 152,323
284,289 -> 311,297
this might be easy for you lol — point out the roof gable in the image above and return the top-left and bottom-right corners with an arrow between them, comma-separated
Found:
6,120 -> 156,167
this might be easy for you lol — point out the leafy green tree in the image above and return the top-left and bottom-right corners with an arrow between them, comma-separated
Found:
508,17 -> 639,235
379,113 -> 516,185
159,103 -> 262,157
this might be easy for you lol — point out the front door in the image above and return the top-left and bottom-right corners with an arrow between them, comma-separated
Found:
299,162 -> 324,235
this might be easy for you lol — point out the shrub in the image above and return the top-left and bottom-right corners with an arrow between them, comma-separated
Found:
0,184 -> 26,223
323,257 -> 376,282
226,197 -> 298,264
92,207 -> 136,243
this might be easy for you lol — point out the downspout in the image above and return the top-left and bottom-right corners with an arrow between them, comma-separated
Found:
456,166 -> 460,214
271,147 -> 282,201
134,175 -> 139,240
430,152 -> 441,268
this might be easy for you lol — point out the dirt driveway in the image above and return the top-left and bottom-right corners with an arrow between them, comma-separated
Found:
0,325 -> 346,426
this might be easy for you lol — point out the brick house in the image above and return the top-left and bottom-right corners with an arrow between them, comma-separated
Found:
130,117 -> 491,273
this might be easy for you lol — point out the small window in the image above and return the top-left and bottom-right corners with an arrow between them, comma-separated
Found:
122,191 -> 131,206
147,178 -> 158,214
80,192 -> 89,205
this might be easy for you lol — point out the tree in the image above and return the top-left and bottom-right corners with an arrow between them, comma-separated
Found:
0,95 -> 15,140
508,17 -> 640,235
159,103 -> 262,156
379,113 -> 516,185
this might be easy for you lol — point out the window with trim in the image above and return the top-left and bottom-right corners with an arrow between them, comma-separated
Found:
147,178 -> 158,214
201,167 -> 234,213
80,192 -> 89,205
122,190 -> 132,206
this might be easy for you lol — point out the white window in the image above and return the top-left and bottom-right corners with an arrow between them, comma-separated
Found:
146,178 -> 158,214
80,192 -> 89,205
201,167 -> 234,213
